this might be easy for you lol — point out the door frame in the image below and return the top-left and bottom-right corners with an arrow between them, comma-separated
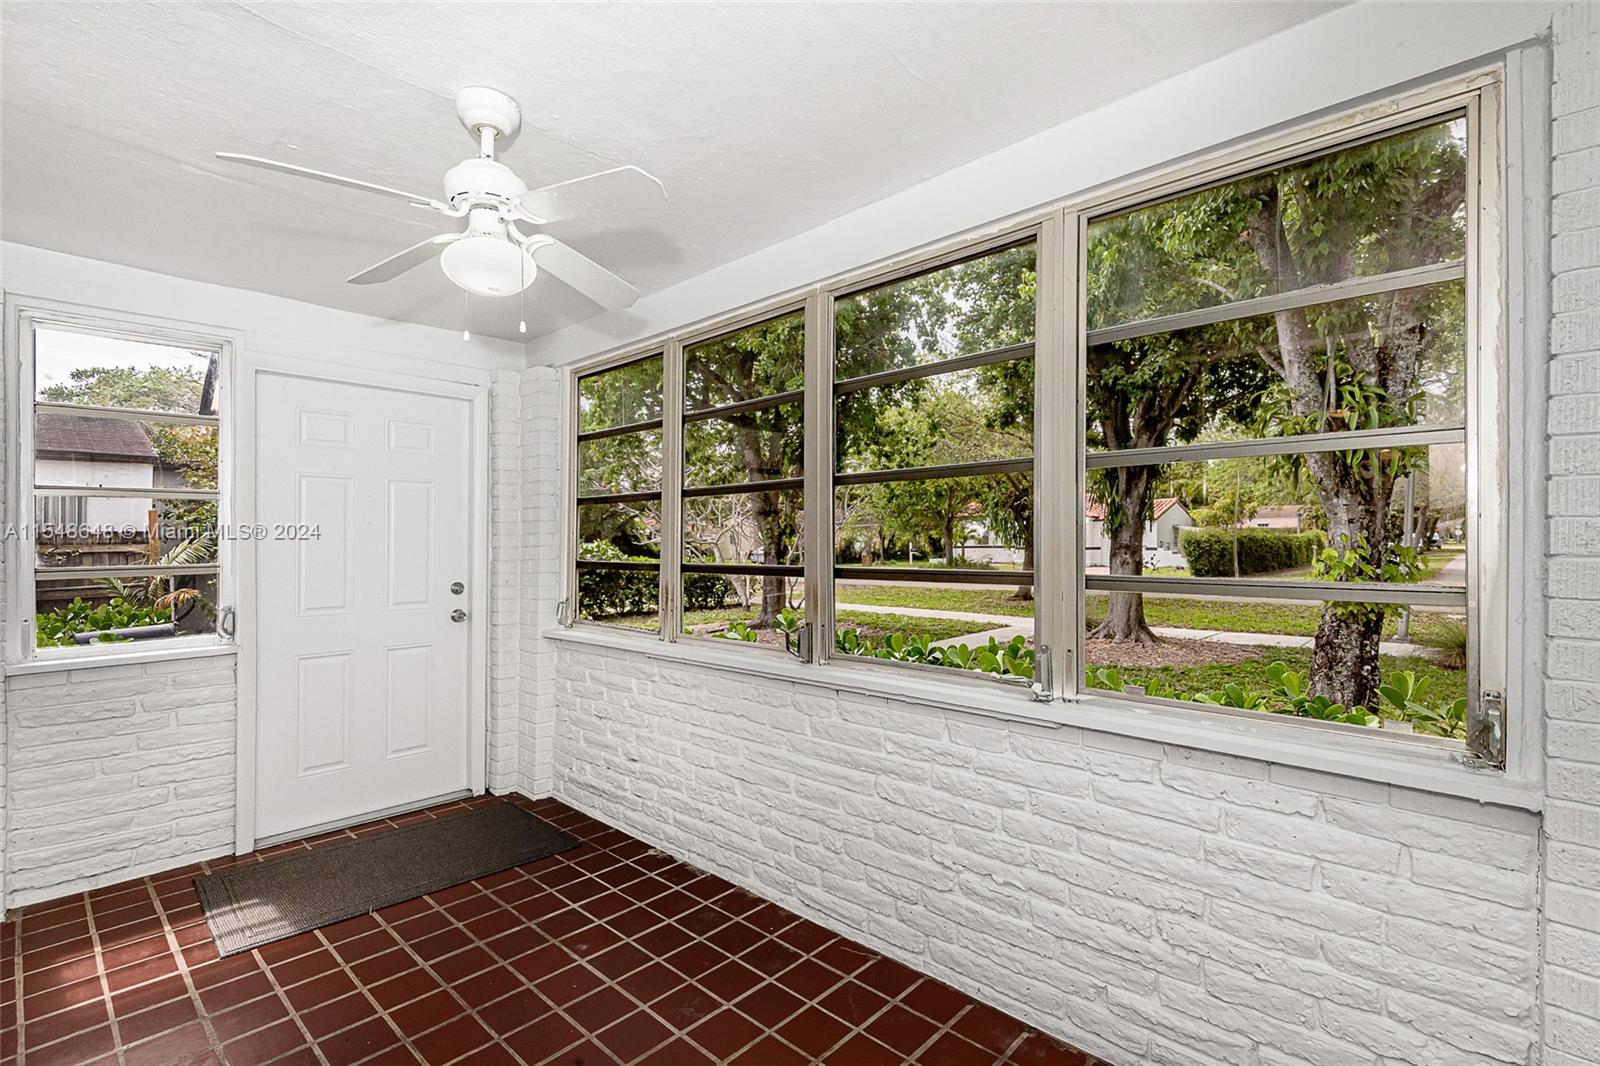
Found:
233,351 -> 492,853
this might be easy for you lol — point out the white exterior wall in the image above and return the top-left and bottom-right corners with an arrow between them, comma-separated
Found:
1,243 -> 525,912
33,455 -> 153,530
519,365 -> 563,799
1541,5 -> 1600,1063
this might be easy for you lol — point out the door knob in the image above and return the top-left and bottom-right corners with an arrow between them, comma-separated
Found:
450,581 -> 465,595
451,609 -> 468,623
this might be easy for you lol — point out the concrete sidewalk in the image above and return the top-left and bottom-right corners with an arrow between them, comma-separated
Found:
835,598 -> 1444,658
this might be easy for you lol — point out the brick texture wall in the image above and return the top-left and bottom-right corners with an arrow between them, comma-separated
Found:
488,368 -> 524,792
1543,4 -> 1600,1063
4,658 -> 237,908
519,366 -> 562,799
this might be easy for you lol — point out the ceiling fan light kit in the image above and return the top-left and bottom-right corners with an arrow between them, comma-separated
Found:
216,86 -> 665,319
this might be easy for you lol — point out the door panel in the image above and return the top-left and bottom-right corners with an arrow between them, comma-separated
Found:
256,372 -> 474,840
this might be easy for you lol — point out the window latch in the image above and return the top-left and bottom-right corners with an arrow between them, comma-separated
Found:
556,598 -> 574,629
785,622 -> 813,663
1030,645 -> 1054,702
1463,689 -> 1505,771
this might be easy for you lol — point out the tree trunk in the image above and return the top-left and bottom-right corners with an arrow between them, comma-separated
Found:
1088,468 -> 1157,644
1012,540 -> 1035,602
1312,605 -> 1384,709
754,489 -> 784,627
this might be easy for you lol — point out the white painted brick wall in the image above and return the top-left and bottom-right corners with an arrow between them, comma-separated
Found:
3,657 -> 237,908
1545,6 -> 1600,1065
519,365 -> 562,798
549,648 -> 1541,1065
488,368 -> 523,792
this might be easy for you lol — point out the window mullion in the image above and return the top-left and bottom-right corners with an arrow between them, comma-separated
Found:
805,291 -> 834,666
661,338 -> 685,643
1036,209 -> 1075,700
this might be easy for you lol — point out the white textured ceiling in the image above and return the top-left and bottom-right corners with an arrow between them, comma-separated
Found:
2,1 -> 1342,342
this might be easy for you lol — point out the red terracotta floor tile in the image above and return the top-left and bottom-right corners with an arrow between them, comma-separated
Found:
5,794 -> 1101,1066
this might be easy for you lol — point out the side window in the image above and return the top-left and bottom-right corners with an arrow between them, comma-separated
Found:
27,326 -> 223,652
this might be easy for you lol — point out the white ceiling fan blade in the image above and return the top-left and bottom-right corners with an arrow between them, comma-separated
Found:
526,236 -> 639,311
216,153 -> 449,212
346,233 -> 462,285
518,165 -> 665,224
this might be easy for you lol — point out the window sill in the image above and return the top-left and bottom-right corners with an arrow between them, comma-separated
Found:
544,625 -> 1541,811
4,640 -> 238,677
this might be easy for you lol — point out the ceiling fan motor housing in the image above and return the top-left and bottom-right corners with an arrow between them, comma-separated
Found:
444,157 -> 529,206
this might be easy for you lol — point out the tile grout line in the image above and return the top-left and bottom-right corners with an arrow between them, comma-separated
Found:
139,873 -> 231,1064
81,890 -> 129,1066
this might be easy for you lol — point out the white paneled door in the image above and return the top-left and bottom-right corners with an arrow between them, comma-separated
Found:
255,372 -> 475,841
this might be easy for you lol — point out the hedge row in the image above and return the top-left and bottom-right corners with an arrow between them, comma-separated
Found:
1179,527 -> 1327,577
577,565 -> 733,619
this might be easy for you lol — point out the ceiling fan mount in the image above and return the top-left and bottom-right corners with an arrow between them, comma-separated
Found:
216,86 -> 664,312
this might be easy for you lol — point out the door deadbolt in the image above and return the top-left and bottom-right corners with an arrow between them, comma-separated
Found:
450,609 -> 468,623
450,581 -> 465,595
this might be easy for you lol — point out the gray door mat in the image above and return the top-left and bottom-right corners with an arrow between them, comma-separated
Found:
194,802 -> 576,956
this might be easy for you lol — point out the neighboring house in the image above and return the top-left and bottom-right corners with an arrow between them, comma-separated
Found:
1082,495 -> 1192,565
33,412 -> 157,533
1249,504 -> 1304,531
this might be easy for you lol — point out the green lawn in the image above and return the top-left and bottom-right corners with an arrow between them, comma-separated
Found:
1085,648 -> 1466,705
835,584 -> 1035,617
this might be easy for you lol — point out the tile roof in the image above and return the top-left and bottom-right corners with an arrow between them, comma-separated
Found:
1082,495 -> 1184,521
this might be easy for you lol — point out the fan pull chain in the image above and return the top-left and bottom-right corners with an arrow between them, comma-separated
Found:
462,291 -> 471,342
519,253 -> 528,334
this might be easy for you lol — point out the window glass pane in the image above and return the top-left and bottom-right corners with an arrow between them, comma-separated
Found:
684,490 -> 804,570
579,355 -> 662,433
576,564 -> 660,631
1084,441 -> 1465,584
577,500 -> 660,632
835,243 -> 1037,379
835,476 -> 1033,572
1085,281 -> 1465,461
36,573 -> 218,648
684,313 -> 804,412
578,433 -> 662,495
836,361 -> 1033,474
35,329 -> 219,416
1083,596 -> 1468,738
684,404 -> 803,488
35,413 -> 218,491
1087,116 -> 1467,330
681,573 -> 806,646
35,495 -> 219,569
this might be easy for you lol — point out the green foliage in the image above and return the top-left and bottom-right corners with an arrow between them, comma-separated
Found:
834,629 -> 1035,679
36,596 -> 171,647
719,622 -> 759,643
1179,528 -> 1326,577
1085,657 -> 1469,735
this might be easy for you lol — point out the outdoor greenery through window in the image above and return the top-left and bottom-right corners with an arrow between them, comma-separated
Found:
681,310 -> 805,648
1080,113 -> 1474,739
574,353 -> 664,629
831,242 -> 1039,678
28,327 -> 222,650
564,85 -> 1501,755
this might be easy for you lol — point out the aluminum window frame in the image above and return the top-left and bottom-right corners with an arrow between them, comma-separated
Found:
5,301 -> 236,664
1061,74 -> 1503,761
560,67 -> 1511,765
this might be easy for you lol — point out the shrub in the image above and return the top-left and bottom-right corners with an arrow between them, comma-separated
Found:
576,543 -> 735,619
36,596 -> 171,647
1180,527 -> 1326,577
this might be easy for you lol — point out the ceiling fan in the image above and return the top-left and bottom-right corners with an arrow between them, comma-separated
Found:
217,87 -> 663,318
